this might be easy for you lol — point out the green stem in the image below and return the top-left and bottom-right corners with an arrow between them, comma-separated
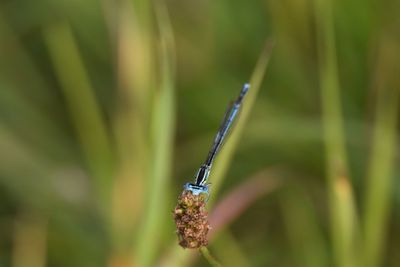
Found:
44,22 -> 113,210
199,247 -> 223,267
362,37 -> 400,267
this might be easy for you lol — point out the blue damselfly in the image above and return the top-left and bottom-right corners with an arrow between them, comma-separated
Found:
183,83 -> 250,196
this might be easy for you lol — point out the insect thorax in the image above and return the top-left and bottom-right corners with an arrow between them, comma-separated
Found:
184,183 -> 209,196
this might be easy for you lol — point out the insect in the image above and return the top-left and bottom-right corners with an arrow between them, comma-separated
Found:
183,83 -> 250,196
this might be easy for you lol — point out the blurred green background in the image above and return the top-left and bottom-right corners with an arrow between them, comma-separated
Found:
0,0 -> 399,266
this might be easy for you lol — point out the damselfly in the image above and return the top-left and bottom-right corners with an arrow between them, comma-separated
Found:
183,83 -> 250,196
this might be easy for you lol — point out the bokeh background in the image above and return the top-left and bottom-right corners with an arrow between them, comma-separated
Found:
0,0 -> 399,266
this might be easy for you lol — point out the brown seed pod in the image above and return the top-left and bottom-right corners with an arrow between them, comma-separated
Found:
174,190 -> 211,248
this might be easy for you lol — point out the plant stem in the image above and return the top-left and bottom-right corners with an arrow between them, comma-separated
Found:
313,0 -> 358,266
362,35 -> 400,267
199,247 -> 223,267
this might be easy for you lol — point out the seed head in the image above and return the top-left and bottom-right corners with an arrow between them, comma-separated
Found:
174,190 -> 211,248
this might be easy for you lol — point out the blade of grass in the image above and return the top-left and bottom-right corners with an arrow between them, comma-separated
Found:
362,34 -> 400,267
313,0 -> 358,266
0,15 -> 72,160
208,40 -> 275,204
44,22 -> 113,209
109,0 -> 154,263
134,3 -> 176,267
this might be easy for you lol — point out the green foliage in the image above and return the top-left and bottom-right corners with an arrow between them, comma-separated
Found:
0,0 -> 399,267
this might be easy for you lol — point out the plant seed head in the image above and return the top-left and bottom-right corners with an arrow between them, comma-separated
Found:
173,190 -> 211,249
